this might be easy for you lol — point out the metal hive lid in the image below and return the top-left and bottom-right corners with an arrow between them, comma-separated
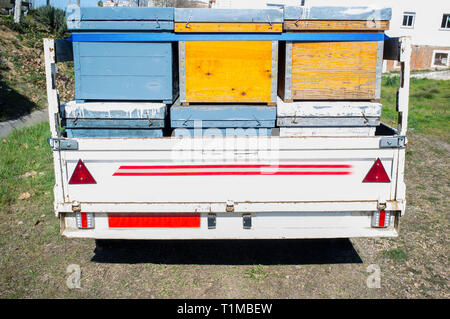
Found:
283,6 -> 392,21
67,7 -> 174,21
174,8 -> 283,23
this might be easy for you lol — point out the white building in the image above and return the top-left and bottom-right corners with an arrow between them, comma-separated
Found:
211,0 -> 450,70
103,0 -> 133,6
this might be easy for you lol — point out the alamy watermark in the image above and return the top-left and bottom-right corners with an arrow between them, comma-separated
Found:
366,264 -> 381,288
66,264 -> 81,289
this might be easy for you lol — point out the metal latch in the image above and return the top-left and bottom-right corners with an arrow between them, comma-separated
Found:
380,136 -> 407,148
243,214 -> 252,229
207,214 -> 216,229
48,138 -> 78,151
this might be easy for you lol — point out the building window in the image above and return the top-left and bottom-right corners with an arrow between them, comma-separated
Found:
441,14 -> 450,29
431,51 -> 449,68
402,12 -> 415,28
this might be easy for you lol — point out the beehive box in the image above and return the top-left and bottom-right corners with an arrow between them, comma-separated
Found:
172,128 -> 274,137
171,104 -> 276,129
175,8 -> 282,105
62,101 -> 167,138
276,98 -> 382,136
68,7 -> 177,103
279,6 -> 391,101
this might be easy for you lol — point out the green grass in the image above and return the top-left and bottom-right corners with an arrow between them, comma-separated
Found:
381,76 -> 450,141
244,265 -> 269,282
383,248 -> 407,261
0,122 -> 54,208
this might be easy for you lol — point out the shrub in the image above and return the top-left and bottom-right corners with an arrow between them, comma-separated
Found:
33,5 -> 67,37
384,76 -> 400,87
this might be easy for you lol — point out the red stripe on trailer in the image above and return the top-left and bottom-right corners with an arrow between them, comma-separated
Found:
113,164 -> 353,176
117,164 -> 353,169
108,213 -> 201,228
113,171 -> 352,176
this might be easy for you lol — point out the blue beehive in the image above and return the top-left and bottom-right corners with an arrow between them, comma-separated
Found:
67,7 -> 177,103
170,101 -> 276,137
62,101 -> 167,138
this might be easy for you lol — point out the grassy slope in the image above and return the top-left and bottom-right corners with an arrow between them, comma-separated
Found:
0,15 -> 74,121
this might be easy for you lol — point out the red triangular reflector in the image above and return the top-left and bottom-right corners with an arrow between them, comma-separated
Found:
362,158 -> 390,183
69,159 -> 96,184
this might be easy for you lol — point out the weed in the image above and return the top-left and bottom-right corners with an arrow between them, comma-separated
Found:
383,248 -> 407,260
244,265 -> 268,282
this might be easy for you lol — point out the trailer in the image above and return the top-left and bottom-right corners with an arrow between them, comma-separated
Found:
45,34 -> 410,240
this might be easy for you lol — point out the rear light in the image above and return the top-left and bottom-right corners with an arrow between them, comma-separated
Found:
363,158 -> 390,183
371,210 -> 391,228
69,159 -> 96,184
76,212 -> 94,229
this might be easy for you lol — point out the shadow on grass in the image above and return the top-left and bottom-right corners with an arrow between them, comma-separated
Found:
91,239 -> 363,265
0,78 -> 39,121
0,52 -> 40,121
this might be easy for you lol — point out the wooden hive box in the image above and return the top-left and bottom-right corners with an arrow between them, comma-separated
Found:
171,102 -> 276,128
276,98 -> 382,136
175,8 -> 283,105
62,101 -> 167,138
68,7 -> 177,103
279,6 -> 391,101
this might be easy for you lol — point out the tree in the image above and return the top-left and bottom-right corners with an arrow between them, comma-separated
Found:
98,1 -> 104,6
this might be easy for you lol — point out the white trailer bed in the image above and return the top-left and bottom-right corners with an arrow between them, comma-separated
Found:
45,37 -> 411,240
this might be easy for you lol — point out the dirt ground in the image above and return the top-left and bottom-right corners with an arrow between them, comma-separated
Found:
0,132 -> 448,299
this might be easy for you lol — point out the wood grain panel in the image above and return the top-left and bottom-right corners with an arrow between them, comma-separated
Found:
175,22 -> 282,33
184,41 -> 273,103
290,41 -> 378,100
284,20 -> 389,31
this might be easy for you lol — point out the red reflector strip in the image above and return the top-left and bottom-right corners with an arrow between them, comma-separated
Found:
81,212 -> 88,228
113,164 -> 353,176
69,159 -> 96,184
378,210 -> 386,227
362,158 -> 390,183
108,214 -> 201,228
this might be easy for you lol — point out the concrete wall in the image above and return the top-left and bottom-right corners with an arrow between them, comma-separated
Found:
385,45 -> 450,72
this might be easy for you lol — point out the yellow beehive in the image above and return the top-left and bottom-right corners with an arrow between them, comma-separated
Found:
175,8 -> 283,105
279,6 -> 391,101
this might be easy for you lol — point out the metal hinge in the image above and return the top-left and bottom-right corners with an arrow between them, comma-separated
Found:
48,138 -> 78,151
380,136 -> 407,149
